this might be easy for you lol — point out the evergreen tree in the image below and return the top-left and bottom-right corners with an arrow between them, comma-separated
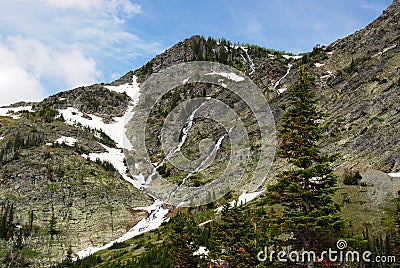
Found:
210,203 -> 257,267
267,66 -> 345,264
392,199 -> 400,267
167,211 -> 198,267
218,46 -> 227,64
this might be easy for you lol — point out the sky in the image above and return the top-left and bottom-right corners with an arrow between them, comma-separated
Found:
0,0 -> 393,106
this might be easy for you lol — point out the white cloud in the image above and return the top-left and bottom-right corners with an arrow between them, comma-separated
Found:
0,42 -> 45,106
8,36 -> 101,88
20,0 -> 141,17
0,0 -> 158,105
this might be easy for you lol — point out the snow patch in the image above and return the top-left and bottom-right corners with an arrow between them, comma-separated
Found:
0,137 -> 4,141
105,75 -> 141,105
388,173 -> 400,178
59,106 -> 134,150
193,246 -> 209,257
237,190 -> 264,205
214,200 -> 236,213
382,44 -> 397,54
198,219 -> 213,227
320,71 -> 333,79
60,76 -> 140,150
314,62 -> 324,68
205,71 -> 245,82
0,106 -> 33,119
82,143 -> 141,189
282,54 -> 303,60
75,199 -> 168,260
277,88 -> 287,95
274,64 -> 292,90
182,78 -> 190,84
76,144 -> 169,260
215,191 -> 264,212
373,44 -> 397,57
73,77 -> 171,260
55,136 -> 77,146
240,47 -> 255,75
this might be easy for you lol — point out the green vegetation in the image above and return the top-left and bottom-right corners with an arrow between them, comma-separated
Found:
300,44 -> 329,65
343,170 -> 362,185
265,66 -> 345,265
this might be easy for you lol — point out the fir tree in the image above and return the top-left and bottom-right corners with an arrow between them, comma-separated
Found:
167,211 -> 198,267
392,199 -> 400,267
267,66 -> 345,264
210,203 -> 257,267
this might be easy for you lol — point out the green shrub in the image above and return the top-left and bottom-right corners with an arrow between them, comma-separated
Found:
343,171 -> 362,185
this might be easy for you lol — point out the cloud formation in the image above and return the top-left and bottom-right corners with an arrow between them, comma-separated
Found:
0,0 -> 158,106
0,41 -> 46,105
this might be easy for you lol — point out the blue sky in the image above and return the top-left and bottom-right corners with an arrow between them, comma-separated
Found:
0,0 -> 392,105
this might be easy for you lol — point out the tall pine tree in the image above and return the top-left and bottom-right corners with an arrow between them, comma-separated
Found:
267,66 -> 345,263
167,211 -> 198,267
210,203 -> 258,267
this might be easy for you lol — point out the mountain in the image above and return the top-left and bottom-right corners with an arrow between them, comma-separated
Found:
0,0 -> 399,266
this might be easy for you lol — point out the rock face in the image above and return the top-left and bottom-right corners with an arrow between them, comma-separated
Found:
38,84 -> 132,122
0,99 -> 151,266
311,0 -> 400,172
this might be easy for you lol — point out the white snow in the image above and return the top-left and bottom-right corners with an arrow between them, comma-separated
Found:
198,219 -> 213,227
214,190 -> 264,212
45,143 -> 53,146
75,199 -> 168,260
182,78 -> 190,84
237,190 -> 264,205
327,51 -> 334,56
274,64 -> 292,90
76,143 -> 168,260
240,47 -> 256,75
388,173 -> 400,178
0,106 -> 33,119
59,106 -> 134,150
82,143 -> 141,189
205,71 -> 245,82
74,77 -> 171,260
277,88 -> 287,95
193,246 -> 209,257
170,136 -> 225,198
55,136 -> 77,146
59,76 -> 141,150
105,76 -> 141,106
314,62 -> 324,68
309,176 -> 324,184
214,200 -> 236,213
382,44 -> 397,54
0,136 -> 4,140
282,54 -> 303,60
373,44 -> 397,57
320,71 -> 333,79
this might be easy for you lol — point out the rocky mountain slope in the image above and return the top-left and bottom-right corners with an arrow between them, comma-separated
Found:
0,0 -> 399,266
